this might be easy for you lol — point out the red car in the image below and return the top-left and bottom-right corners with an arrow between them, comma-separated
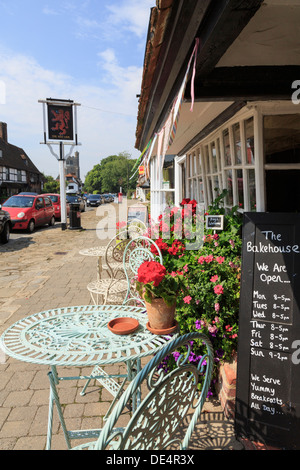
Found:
2,194 -> 55,233
41,193 -> 70,220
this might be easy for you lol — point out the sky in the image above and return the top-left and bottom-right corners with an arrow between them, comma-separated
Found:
0,0 -> 154,180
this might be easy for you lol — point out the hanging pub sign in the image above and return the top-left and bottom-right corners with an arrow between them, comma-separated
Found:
47,102 -> 74,141
235,212 -> 300,449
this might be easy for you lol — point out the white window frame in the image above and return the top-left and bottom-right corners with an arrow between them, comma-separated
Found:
186,108 -> 257,213
150,154 -> 176,221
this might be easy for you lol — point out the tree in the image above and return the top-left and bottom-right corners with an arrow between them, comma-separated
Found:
84,164 -> 102,194
84,153 -> 137,194
43,175 -> 60,193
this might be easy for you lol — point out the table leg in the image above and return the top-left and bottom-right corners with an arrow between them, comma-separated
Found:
127,358 -> 142,412
47,367 -> 72,450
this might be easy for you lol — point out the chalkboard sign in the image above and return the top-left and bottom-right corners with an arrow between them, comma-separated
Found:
206,215 -> 224,230
127,205 -> 148,225
235,213 -> 300,449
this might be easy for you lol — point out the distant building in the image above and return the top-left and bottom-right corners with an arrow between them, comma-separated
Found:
66,173 -> 82,193
0,122 -> 44,202
65,151 -> 80,179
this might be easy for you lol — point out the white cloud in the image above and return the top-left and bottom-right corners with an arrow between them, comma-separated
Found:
0,46 -> 141,179
106,0 -> 153,38
42,6 -> 59,16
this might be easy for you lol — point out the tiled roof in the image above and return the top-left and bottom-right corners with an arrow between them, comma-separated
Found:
0,138 -> 42,175
135,0 -> 173,149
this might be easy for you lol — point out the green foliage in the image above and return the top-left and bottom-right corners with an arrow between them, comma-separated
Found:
43,175 -> 59,193
150,191 -> 243,394
84,153 -> 137,194
84,164 -> 102,194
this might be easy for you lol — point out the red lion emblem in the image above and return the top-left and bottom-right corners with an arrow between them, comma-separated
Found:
51,109 -> 70,136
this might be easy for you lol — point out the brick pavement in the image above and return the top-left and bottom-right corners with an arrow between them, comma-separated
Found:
0,199 -> 237,451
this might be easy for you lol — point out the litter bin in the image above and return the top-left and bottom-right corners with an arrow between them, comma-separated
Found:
69,203 -> 82,230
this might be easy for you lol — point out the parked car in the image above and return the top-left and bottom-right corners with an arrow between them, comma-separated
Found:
0,207 -> 13,243
66,194 -> 86,212
41,193 -> 70,220
102,194 -> 113,203
2,194 -> 55,233
18,192 -> 38,195
86,194 -> 103,207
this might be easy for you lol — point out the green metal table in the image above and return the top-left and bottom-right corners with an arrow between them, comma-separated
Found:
0,304 -> 176,449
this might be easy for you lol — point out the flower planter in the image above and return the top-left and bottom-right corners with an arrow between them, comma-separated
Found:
145,297 -> 176,333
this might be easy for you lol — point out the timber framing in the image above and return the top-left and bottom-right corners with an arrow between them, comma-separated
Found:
136,0 -> 265,151
184,66 -> 300,102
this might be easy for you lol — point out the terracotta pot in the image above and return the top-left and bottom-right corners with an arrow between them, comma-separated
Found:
145,298 -> 176,330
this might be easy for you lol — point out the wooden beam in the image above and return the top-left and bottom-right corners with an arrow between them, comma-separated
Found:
194,0 -> 264,76
138,0 -> 212,150
185,66 -> 300,101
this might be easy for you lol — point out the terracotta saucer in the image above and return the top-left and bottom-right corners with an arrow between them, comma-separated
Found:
146,320 -> 179,335
108,317 -> 139,335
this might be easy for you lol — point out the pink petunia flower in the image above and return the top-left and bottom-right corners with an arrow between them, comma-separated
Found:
216,256 -> 225,264
214,284 -> 224,295
183,295 -> 192,304
210,275 -> 218,283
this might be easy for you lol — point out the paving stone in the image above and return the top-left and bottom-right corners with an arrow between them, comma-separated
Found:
1,419 -> 32,438
3,390 -> 34,408
13,436 -> 46,451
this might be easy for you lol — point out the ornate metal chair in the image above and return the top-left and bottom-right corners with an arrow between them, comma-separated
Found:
121,235 -> 163,306
72,332 -> 214,450
87,233 -> 161,305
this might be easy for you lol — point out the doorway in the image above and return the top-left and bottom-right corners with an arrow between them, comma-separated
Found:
264,114 -> 300,213
266,170 -> 300,212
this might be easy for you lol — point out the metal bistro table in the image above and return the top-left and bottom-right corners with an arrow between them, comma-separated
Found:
0,304 -> 177,450
79,246 -> 106,279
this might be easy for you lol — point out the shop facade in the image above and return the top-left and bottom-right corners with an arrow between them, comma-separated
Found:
135,0 -> 300,220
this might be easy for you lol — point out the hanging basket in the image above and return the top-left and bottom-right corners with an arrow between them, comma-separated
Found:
145,297 -> 177,334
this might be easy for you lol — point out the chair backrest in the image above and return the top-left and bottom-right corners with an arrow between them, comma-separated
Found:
127,218 -> 147,237
122,236 -> 163,305
103,227 -> 145,279
94,332 -> 214,450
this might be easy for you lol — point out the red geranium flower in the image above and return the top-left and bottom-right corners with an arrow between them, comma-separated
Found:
150,238 -> 169,255
137,261 -> 166,287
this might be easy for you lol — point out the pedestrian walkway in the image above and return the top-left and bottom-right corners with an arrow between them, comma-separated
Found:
0,200 -> 237,450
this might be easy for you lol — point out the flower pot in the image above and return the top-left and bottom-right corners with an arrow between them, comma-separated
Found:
145,298 -> 176,331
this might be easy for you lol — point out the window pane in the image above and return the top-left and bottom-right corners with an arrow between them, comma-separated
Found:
204,145 -> 210,173
199,178 -> 204,203
236,169 -> 244,208
216,138 -> 221,170
189,155 -> 193,177
213,175 -> 220,195
163,192 -> 174,206
207,177 -> 213,202
233,123 -> 242,165
211,142 -> 218,173
245,117 -> 255,164
225,170 -> 233,205
163,156 -> 174,189
223,129 -> 231,166
248,169 -> 256,211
